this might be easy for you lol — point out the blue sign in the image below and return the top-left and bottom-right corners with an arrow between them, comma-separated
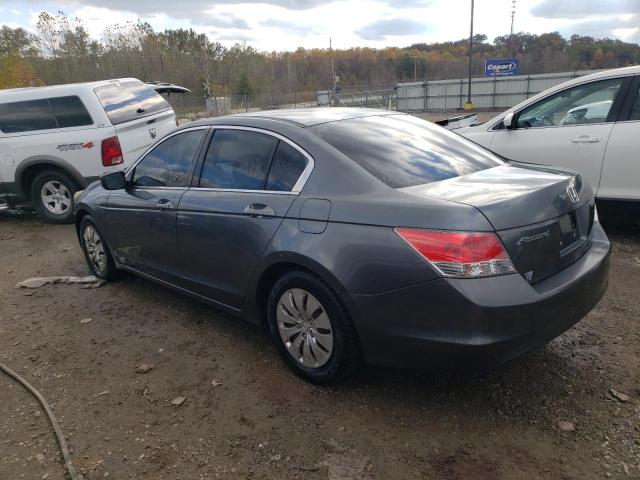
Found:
485,58 -> 519,77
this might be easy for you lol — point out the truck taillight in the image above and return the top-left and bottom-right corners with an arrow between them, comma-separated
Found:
101,136 -> 123,167
394,228 -> 516,278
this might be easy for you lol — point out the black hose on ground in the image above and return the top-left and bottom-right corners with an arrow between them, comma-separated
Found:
0,361 -> 83,480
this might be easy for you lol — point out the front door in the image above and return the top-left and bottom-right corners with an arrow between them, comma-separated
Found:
177,127 -> 311,309
107,127 -> 208,282
489,77 -> 631,192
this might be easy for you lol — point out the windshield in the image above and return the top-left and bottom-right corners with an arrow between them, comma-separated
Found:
310,114 -> 504,188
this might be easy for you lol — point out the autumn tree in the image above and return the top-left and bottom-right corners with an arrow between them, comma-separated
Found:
0,54 -> 41,88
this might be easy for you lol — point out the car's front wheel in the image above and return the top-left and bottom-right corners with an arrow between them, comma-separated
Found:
267,271 -> 361,384
79,215 -> 118,280
31,170 -> 76,224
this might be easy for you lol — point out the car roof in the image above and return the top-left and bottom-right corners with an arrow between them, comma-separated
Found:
575,65 -> 640,80
187,107 -> 404,128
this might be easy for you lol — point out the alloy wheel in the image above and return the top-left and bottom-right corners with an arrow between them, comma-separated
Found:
83,225 -> 106,274
276,288 -> 334,368
41,180 -> 71,215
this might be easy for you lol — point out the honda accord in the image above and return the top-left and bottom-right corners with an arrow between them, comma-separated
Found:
74,108 -> 610,384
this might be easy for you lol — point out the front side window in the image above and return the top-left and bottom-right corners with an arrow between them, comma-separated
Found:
629,83 -> 640,121
94,80 -> 171,125
199,129 -> 278,190
0,99 -> 57,133
516,78 -> 624,129
133,130 -> 206,187
311,114 -> 503,188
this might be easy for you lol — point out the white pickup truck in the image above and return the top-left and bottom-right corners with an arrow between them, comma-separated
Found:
0,78 -> 184,222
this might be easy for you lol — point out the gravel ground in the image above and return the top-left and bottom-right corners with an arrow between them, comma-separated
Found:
0,210 -> 639,480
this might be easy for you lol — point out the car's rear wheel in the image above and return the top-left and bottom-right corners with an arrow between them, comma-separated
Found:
79,215 -> 118,280
267,271 -> 361,384
31,170 -> 76,224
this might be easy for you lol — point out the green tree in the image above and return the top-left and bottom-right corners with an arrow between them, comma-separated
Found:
235,72 -> 254,97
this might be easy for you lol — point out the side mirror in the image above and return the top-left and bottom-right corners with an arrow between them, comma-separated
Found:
503,112 -> 515,129
100,171 -> 126,190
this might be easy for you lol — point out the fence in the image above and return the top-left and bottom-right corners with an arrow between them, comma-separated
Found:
169,91 -> 319,118
395,69 -> 600,111
317,86 -> 396,109
170,69 -> 602,118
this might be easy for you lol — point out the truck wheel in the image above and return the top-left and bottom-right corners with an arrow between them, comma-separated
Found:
30,170 -> 77,224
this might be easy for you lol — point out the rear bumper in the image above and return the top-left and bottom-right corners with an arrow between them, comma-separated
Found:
350,222 -> 611,371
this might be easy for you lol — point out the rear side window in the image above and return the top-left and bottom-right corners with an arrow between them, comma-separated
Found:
266,141 -> 308,191
199,129 -> 278,190
50,96 -> 93,128
310,115 -> 503,188
94,80 -> 171,125
133,130 -> 206,187
0,96 -> 92,133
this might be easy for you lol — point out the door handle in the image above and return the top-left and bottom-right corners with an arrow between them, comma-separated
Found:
244,203 -> 275,217
571,136 -> 600,143
156,199 -> 176,211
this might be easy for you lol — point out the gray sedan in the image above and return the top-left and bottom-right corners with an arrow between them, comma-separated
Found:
75,108 -> 610,384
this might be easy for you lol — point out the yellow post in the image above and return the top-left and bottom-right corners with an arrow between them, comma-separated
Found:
464,101 -> 473,110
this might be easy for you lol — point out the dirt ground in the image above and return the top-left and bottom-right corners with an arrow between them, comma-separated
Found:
0,209 -> 639,480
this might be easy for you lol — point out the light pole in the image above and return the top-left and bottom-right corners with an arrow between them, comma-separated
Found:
465,0 -> 474,110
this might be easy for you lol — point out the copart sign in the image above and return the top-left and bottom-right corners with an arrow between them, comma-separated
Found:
485,58 -> 519,77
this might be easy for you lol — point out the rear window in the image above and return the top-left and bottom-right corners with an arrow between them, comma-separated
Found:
0,96 -> 92,134
310,115 -> 503,188
94,80 -> 171,125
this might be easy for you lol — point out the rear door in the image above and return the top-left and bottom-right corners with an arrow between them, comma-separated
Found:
107,127 -> 208,282
177,127 -> 311,308
93,80 -> 177,166
488,76 -> 632,192
598,76 -> 640,201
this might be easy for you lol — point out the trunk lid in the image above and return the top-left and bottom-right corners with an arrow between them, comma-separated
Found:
402,164 -> 595,283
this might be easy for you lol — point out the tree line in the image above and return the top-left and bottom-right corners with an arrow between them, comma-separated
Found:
1,11 -> 639,108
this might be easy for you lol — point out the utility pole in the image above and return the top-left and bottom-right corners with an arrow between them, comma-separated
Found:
329,37 -> 337,105
510,0 -> 517,56
510,0 -> 516,35
465,0 -> 474,110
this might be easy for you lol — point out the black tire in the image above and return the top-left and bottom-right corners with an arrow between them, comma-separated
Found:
79,215 -> 119,281
267,270 -> 362,384
30,170 -> 77,224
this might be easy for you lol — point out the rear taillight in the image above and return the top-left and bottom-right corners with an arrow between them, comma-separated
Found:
394,228 -> 516,278
101,136 -> 123,167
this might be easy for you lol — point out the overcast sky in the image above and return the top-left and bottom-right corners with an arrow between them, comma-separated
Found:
0,0 -> 638,50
